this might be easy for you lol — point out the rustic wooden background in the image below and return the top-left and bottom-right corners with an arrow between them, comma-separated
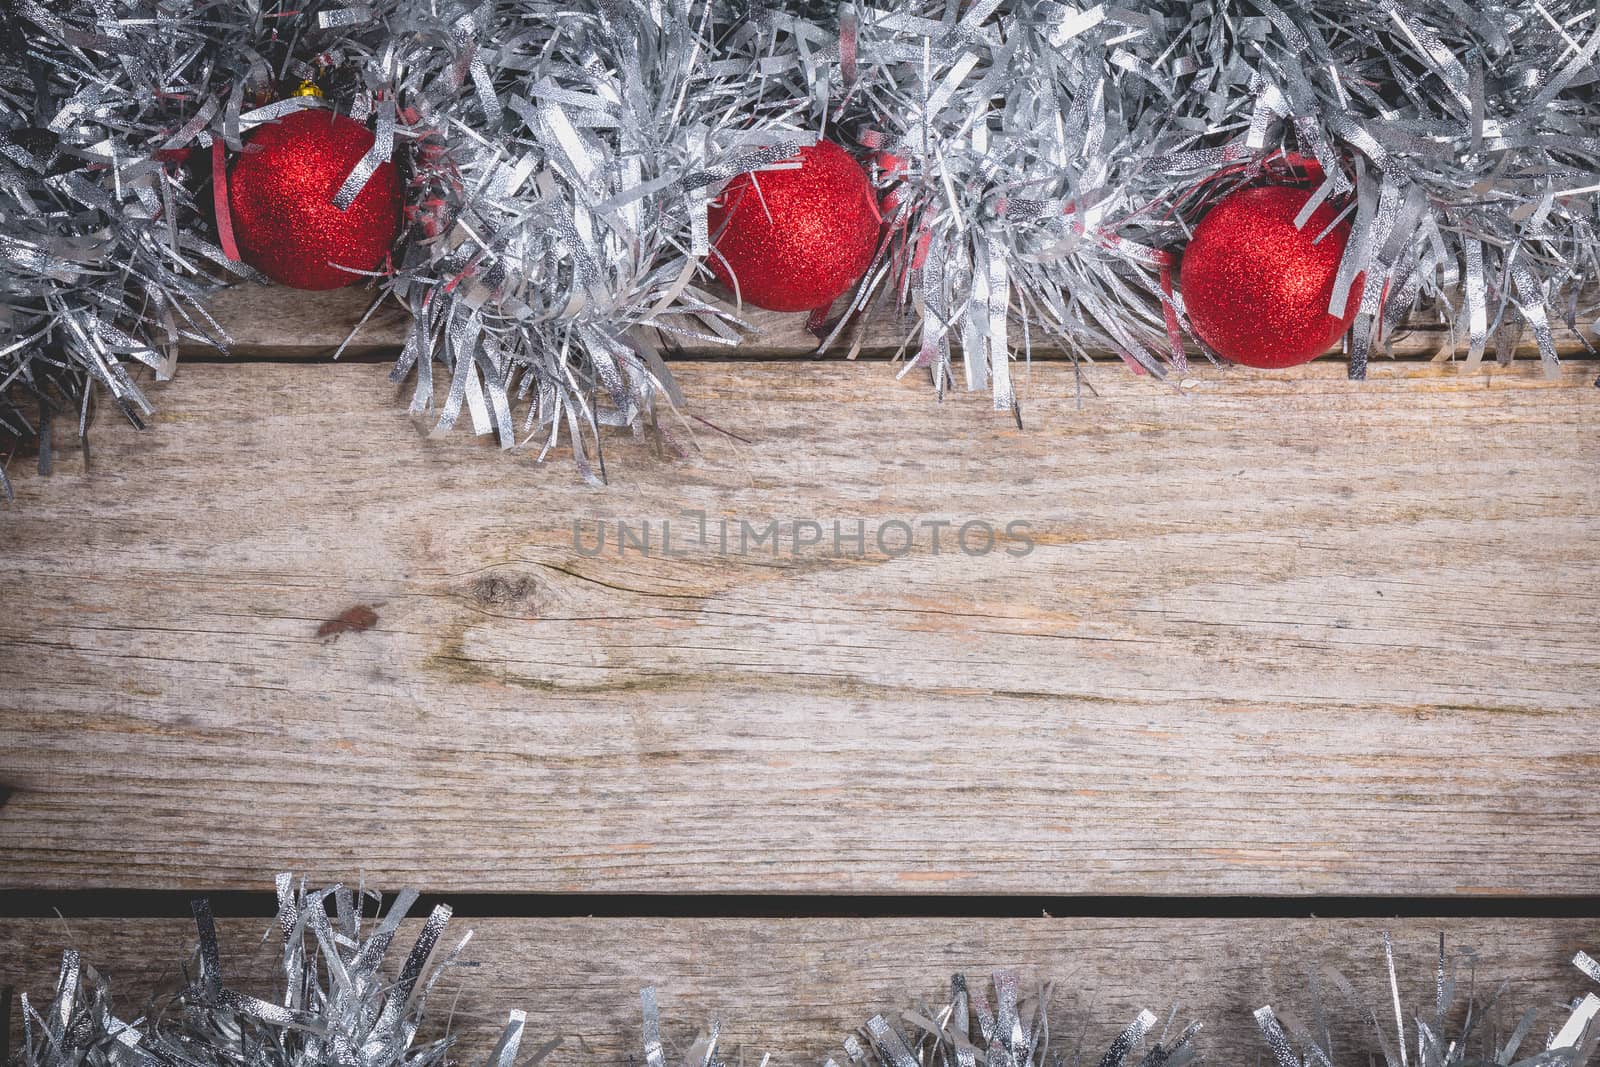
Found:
2,285 -> 1597,1065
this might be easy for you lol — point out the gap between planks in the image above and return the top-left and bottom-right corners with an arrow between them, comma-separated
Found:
2,918 -> 1597,1067
5,891 -> 1600,920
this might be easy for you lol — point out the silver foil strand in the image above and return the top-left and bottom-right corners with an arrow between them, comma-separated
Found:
1254,935 -> 1600,1067
819,0 -> 1599,403
360,0 -> 824,482
849,972 -> 1199,1067
3,877 -> 531,1067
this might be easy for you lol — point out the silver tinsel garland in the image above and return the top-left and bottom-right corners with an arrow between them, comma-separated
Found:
4,876 -> 539,1067
1256,937 -> 1600,1067
825,0 -> 1600,408
3,880 -> 1598,1067
832,971 -> 1200,1067
2,0 -> 1598,494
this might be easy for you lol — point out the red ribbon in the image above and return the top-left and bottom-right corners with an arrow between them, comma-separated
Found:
212,138 -> 240,262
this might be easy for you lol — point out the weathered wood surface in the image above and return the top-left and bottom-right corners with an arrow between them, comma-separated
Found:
1,358 -> 1596,894
199,284 -> 845,358
200,283 -> 1586,361
3,918 -> 1597,1066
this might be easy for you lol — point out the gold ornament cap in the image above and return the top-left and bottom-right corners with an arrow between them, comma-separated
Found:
292,79 -> 324,99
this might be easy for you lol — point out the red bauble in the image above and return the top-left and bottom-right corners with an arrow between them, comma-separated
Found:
228,109 -> 401,291
1179,184 -> 1362,369
708,140 -> 879,313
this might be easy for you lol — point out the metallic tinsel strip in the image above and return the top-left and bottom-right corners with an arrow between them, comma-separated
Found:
838,972 -> 1199,1067
355,0 -> 823,483
639,971 -> 1198,1067
1254,935 -> 1600,1067
2,0 -> 268,493
0,878 -> 530,1067
824,0 -> 1600,411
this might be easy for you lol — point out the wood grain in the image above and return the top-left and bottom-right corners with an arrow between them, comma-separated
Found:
1,359 -> 1597,894
199,283 -> 1589,361
198,284 -> 848,358
4,918 -> 1598,1067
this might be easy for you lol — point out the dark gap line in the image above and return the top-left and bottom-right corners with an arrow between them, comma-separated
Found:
0,892 -> 1595,921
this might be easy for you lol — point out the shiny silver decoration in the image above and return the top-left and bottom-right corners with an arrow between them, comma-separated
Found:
827,0 -> 1600,417
1254,935 -> 1600,1067
639,987 -> 731,1067
3,950 -> 149,1067
823,3 -> 1195,416
349,0 -> 820,483
1,0 -> 801,493
0,0 -> 243,501
839,971 -> 1200,1067
157,877 -> 496,1067
3,876 -> 539,1067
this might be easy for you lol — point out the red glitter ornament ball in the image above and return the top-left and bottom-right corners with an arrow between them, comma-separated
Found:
708,140 -> 879,313
1179,184 -> 1362,369
228,109 -> 401,291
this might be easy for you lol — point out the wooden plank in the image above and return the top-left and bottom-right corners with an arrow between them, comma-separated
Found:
199,284 -> 847,358
2,917 -> 1595,1066
200,283 -> 1590,360
1,360 -> 1597,894
201,285 -> 413,358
